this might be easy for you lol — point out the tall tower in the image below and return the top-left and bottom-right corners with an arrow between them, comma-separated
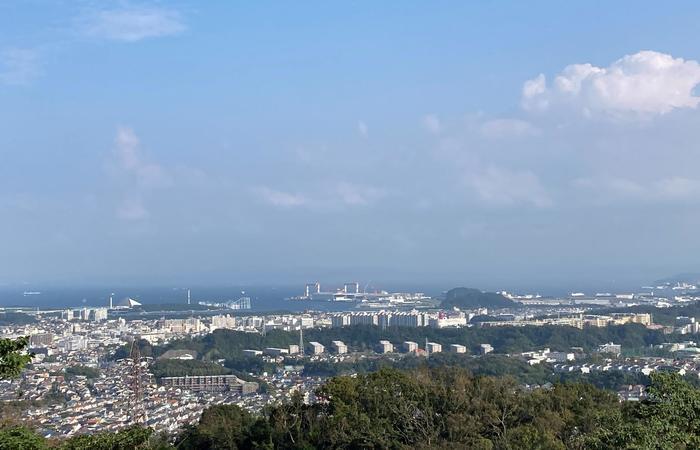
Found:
109,293 -> 114,310
128,339 -> 146,425
299,327 -> 304,356
187,289 -> 191,305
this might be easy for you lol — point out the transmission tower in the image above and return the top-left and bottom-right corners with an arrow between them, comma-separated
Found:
127,339 -> 146,425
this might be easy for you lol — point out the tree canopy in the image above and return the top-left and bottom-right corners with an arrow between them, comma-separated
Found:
0,336 -> 33,380
441,287 -> 514,309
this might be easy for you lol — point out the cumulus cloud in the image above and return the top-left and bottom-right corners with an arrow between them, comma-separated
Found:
522,51 -> 700,117
469,167 -> 552,208
0,48 -> 40,85
80,6 -> 186,42
110,127 -> 172,221
422,114 -> 442,134
114,127 -> 170,187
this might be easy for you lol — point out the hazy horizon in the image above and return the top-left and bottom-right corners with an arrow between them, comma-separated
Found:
3,2 -> 700,287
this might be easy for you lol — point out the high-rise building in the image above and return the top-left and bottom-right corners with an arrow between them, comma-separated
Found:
29,333 -> 53,347
59,336 -> 88,352
331,315 -> 351,328
211,314 -> 236,330
92,308 -> 108,322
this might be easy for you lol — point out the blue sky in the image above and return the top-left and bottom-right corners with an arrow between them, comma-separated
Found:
3,1 -> 700,290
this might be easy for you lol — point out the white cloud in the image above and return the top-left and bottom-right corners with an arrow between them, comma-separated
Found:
0,48 -> 40,85
422,114 -> 442,134
253,182 -> 385,209
80,6 -> 186,42
357,120 -> 368,138
574,176 -> 700,203
110,127 -> 170,221
335,182 -> 385,206
522,51 -> 700,117
654,177 -> 700,200
254,187 -> 308,208
469,167 -> 552,208
114,127 -> 170,187
572,177 -> 646,202
117,196 -> 149,221
480,118 -> 540,138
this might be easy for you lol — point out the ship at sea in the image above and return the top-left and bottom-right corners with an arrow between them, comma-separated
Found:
23,291 -> 41,296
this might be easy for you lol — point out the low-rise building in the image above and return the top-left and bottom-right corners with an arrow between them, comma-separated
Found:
548,351 -> 575,362
403,341 -> 418,353
480,343 -> 494,355
377,340 -> 394,353
426,342 -> 442,354
597,342 -> 622,356
331,341 -> 348,354
263,347 -> 288,357
160,375 -> 258,394
308,342 -> 325,355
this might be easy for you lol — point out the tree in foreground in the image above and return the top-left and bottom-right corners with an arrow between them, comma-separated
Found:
0,336 -> 33,379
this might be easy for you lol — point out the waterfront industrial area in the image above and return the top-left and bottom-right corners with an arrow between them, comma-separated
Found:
3,281 -> 700,438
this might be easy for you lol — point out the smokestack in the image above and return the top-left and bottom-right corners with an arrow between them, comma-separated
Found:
187,289 -> 191,305
109,293 -> 113,310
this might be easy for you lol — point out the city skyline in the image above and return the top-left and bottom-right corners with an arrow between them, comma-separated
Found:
3,2 -> 700,287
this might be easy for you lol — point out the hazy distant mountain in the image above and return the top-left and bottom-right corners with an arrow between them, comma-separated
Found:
441,287 -> 514,309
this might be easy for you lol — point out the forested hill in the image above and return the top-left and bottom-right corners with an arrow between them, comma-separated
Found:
139,322 -> 671,363
441,287 -> 514,309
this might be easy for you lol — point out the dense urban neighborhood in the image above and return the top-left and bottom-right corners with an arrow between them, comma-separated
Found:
4,285 -> 700,443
